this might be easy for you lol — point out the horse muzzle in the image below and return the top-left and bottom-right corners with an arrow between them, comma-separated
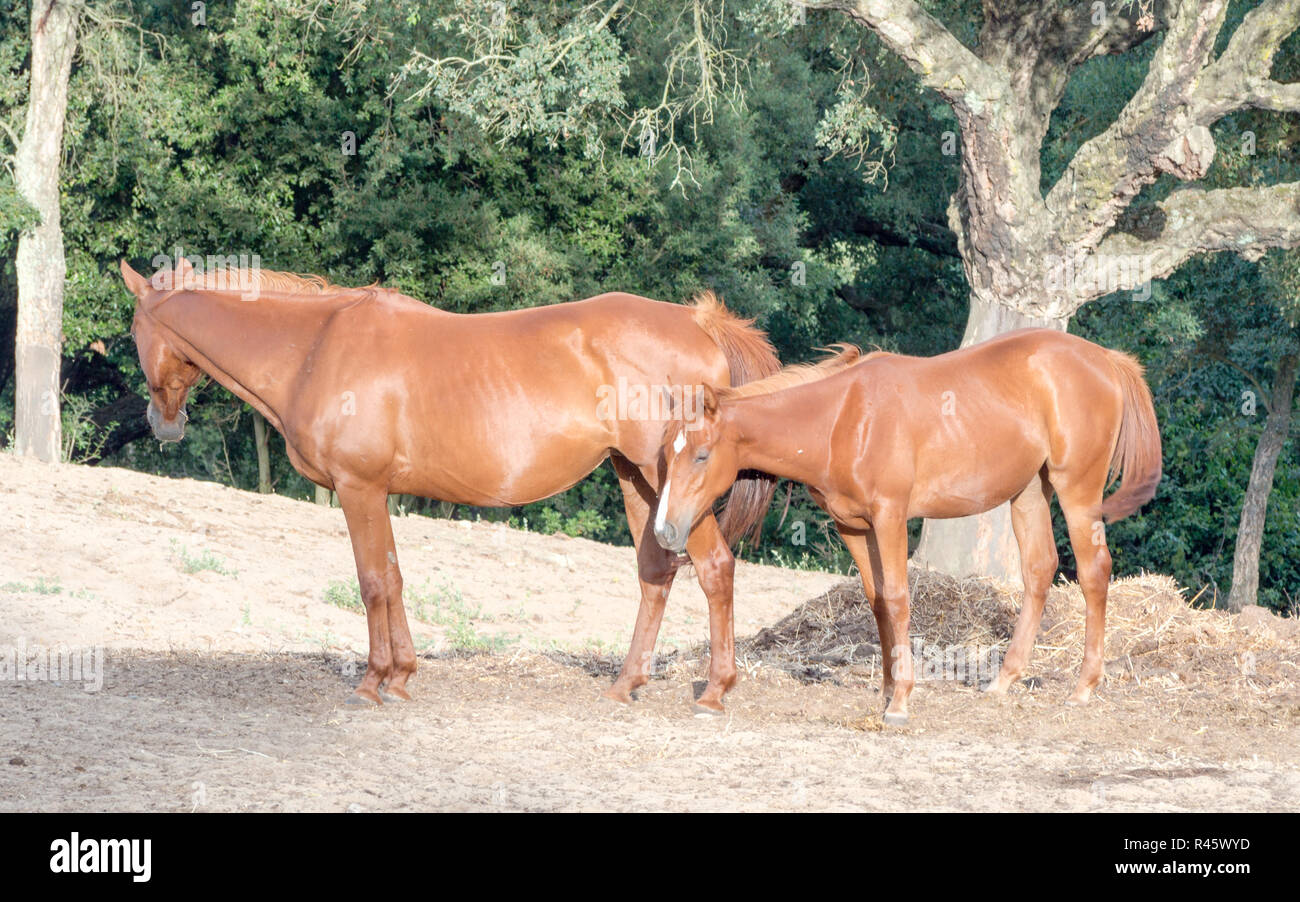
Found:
653,519 -> 689,554
147,402 -> 188,443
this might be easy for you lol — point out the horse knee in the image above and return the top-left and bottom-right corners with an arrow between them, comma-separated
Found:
1025,549 -> 1058,594
358,573 -> 388,610
693,546 -> 735,598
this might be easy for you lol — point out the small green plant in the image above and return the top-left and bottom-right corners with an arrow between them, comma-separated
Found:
409,579 -> 480,626
446,622 -> 518,653
170,539 -> 238,576
1,577 -> 62,595
61,393 -> 116,464
323,577 -> 364,613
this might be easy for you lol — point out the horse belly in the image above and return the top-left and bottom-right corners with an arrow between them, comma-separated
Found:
908,443 -> 1046,519
391,419 -> 610,507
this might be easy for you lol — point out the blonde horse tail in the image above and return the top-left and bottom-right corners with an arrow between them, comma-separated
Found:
1101,351 -> 1163,523
690,291 -> 781,546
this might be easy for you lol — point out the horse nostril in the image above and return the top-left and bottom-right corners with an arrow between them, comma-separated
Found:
661,523 -> 678,545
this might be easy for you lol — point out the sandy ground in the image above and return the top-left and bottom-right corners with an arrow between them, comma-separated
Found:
0,454 -> 839,657
1,453 -> 1297,812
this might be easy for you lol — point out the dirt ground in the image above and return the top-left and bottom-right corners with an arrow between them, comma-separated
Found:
1,454 -> 1297,811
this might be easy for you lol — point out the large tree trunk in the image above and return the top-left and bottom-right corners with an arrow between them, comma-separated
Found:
1227,351 -> 1297,612
910,293 -> 1071,584
13,0 -> 78,462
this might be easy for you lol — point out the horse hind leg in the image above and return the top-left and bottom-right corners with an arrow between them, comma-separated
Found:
985,470 -> 1057,696
1057,483 -> 1113,705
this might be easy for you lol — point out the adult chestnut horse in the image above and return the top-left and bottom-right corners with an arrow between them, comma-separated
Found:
653,329 -> 1161,725
119,259 -> 779,709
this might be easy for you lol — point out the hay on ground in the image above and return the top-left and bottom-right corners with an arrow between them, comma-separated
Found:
739,568 -> 1300,704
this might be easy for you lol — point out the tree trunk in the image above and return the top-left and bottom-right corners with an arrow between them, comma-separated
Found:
1227,351 -> 1297,612
315,485 -> 332,506
13,0 -> 78,462
252,410 -> 272,493
910,293 -> 1070,584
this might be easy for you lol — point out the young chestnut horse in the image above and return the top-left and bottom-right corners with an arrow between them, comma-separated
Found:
653,329 -> 1161,725
120,259 -> 779,709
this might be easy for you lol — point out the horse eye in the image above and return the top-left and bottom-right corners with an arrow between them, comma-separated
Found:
694,449 -> 710,463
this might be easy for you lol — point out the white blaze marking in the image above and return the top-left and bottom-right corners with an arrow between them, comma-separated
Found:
672,430 -> 686,453
655,478 -> 673,532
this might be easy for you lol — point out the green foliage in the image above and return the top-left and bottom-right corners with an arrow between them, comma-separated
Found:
1071,252 -> 1299,612
0,0 -> 1293,613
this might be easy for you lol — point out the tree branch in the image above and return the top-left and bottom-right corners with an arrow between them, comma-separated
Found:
847,215 -> 960,258
1194,0 -> 1300,120
1045,0 -> 1234,251
803,0 -> 1006,112
1093,181 -> 1300,293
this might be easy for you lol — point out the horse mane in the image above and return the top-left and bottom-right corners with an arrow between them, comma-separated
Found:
151,263 -> 380,298
236,269 -> 365,294
718,343 -> 879,401
688,290 -> 781,384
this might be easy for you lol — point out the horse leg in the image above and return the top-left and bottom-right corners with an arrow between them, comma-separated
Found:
381,531 -> 418,701
335,482 -> 402,705
687,513 -> 738,713
835,525 -> 892,704
986,471 -> 1058,695
1058,489 -> 1113,704
873,509 -> 914,725
604,457 -> 678,704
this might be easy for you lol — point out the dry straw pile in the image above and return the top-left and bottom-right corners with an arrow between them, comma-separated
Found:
740,568 -> 1300,708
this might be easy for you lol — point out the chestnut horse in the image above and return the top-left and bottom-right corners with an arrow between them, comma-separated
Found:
653,329 -> 1161,725
119,259 -> 779,709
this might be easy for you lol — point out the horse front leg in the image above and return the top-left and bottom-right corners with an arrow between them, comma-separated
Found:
605,456 -> 678,704
872,509 -> 914,726
687,513 -> 738,713
335,482 -> 415,704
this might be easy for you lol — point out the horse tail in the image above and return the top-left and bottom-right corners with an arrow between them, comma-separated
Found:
1100,350 -> 1162,523
689,291 -> 781,547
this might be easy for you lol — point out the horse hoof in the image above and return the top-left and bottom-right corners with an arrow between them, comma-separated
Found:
882,711 -> 909,727
600,687 -> 634,705
346,690 -> 382,707
381,686 -> 412,703
693,702 -> 725,718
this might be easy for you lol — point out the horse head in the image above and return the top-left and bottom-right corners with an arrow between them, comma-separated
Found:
120,259 -> 202,443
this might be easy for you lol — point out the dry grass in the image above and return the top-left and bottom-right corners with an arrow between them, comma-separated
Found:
736,568 -> 1300,712
546,568 -> 1300,724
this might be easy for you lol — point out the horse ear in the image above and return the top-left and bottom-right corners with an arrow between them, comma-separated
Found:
175,256 -> 196,287
700,384 -> 719,416
661,385 -> 678,416
120,260 -> 150,298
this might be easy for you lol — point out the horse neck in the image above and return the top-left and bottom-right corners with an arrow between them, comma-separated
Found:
148,288 -> 354,423
726,385 -> 837,487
